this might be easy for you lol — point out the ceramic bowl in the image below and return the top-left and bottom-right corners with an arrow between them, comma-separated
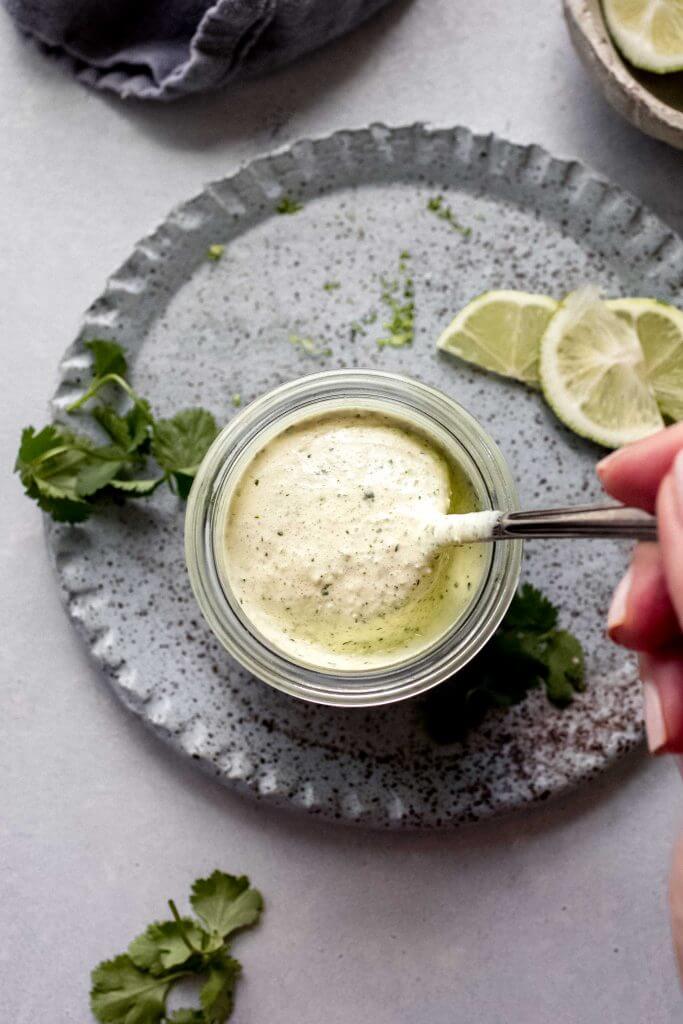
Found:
564,0 -> 683,150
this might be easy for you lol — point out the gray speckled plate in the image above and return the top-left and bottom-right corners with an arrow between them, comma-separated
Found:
49,124 -> 683,829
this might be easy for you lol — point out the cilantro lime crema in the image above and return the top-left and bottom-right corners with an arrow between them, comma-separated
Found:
218,411 -> 492,670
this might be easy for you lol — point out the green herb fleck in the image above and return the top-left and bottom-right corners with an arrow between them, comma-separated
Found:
289,333 -> 332,358
207,244 -> 225,262
323,281 -> 340,292
377,254 -> 415,349
421,583 -> 585,743
90,869 -> 263,1024
152,409 -> 218,500
231,394 -> 242,408
276,197 -> 303,215
85,338 -> 128,378
427,195 -> 471,237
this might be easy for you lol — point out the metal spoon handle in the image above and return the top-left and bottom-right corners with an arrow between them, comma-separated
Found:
493,504 -> 657,541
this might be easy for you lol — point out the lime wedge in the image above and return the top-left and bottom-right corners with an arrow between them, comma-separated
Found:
604,0 -> 683,73
608,297 -> 683,421
436,290 -> 557,385
539,287 -> 664,448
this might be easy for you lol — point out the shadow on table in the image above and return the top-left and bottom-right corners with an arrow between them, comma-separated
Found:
95,0 -> 415,153
557,53 -> 683,234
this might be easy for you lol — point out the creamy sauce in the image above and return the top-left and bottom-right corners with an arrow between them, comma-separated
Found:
219,412 -> 490,670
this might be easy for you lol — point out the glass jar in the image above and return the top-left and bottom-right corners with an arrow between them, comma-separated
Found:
185,370 -> 522,706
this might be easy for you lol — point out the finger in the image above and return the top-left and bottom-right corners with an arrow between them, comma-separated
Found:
670,832 -> 683,984
596,422 -> 683,512
657,462 -> 683,630
639,651 -> 683,754
607,543 -> 680,651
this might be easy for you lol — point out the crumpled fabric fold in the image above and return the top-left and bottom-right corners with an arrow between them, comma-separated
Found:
2,0 -> 394,100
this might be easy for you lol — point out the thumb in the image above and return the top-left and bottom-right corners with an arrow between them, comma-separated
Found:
639,652 -> 683,755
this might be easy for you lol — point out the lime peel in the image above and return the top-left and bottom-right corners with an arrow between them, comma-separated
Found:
437,289 -> 557,385
539,286 -> 664,449
604,0 -> 683,74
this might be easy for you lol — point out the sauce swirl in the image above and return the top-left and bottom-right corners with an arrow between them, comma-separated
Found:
220,412 -> 488,670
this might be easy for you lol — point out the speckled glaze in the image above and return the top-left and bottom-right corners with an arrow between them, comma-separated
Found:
47,124 -> 683,829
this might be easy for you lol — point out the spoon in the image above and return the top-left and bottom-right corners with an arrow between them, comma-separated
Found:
440,504 -> 657,544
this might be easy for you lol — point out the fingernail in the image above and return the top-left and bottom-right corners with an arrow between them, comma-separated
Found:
596,450 -> 621,479
607,568 -> 632,634
643,680 -> 667,754
673,451 -> 683,520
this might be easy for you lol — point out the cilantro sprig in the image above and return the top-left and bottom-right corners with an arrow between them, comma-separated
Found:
15,340 -> 218,522
422,583 -> 585,743
90,869 -> 263,1024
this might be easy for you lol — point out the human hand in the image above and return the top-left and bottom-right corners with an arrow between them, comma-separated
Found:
597,422 -> 683,980
598,422 -> 683,754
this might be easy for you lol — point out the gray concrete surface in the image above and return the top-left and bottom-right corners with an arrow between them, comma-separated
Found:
1,1 -> 682,1020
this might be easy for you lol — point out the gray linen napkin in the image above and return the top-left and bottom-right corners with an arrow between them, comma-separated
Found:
3,0 -> 394,100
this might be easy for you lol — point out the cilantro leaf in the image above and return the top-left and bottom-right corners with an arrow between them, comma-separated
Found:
174,472 -> 196,501
76,454 -> 124,497
422,641 -> 543,743
128,919 -> 213,975
126,401 -> 154,450
15,424 -> 86,476
504,582 -> 558,632
422,583 -> 585,743
152,410 -> 218,496
109,478 -> 165,496
190,871 -> 263,939
168,1012 -> 205,1024
15,424 -> 64,467
200,953 -> 241,1024
34,491 -> 93,523
90,954 -> 173,1024
541,629 -> 585,705
15,424 -> 96,520
93,400 -> 153,454
92,407 -> 133,450
85,339 -> 128,379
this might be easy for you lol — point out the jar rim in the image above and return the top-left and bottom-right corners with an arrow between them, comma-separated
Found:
185,370 -> 522,706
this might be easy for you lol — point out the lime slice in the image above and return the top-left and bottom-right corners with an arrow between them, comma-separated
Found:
603,0 -> 683,73
607,297 -> 683,421
539,287 -> 664,448
436,290 -> 557,385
